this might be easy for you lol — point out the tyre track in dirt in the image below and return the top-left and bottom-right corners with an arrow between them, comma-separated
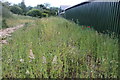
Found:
0,24 -> 24,44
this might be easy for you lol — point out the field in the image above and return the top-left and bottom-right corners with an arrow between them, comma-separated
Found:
1,16 -> 119,78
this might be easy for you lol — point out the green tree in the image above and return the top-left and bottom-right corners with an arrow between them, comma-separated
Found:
1,1 -> 11,18
42,13 -> 48,17
2,19 -> 8,28
2,1 -> 11,9
49,7 -> 59,16
36,4 -> 46,10
26,9 -> 42,18
26,6 -> 33,12
10,5 -> 22,15
44,3 -> 50,8
19,0 -> 26,15
43,9 -> 50,14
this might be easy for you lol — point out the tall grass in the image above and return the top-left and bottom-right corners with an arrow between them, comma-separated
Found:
2,17 -> 119,78
4,14 -> 37,28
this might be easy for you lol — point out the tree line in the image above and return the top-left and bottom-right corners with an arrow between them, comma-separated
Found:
1,1 -> 59,18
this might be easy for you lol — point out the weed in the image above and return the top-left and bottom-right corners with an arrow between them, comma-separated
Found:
2,17 -> 119,78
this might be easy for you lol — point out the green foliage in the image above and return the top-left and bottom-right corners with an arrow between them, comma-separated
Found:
19,1 -> 27,15
1,1 -> 11,9
36,4 -> 46,10
34,4 -> 58,17
2,17 -> 119,78
42,13 -> 48,17
49,7 -> 58,16
43,9 -> 50,14
10,6 -> 22,15
2,19 -> 8,28
26,9 -> 42,18
1,1 -> 11,18
26,6 -> 33,12
0,2 -> 2,16
5,14 -> 36,28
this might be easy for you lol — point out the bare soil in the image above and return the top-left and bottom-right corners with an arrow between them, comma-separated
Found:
0,24 -> 24,44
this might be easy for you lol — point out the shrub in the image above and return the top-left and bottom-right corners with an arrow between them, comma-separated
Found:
10,6 -> 23,15
26,9 -> 42,18
42,13 -> 48,17
2,19 -> 8,28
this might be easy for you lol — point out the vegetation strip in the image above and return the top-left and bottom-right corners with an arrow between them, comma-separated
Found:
2,17 -> 119,78
1,0 -> 119,78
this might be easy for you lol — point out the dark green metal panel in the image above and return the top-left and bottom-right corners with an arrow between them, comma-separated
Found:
65,2 -> 120,35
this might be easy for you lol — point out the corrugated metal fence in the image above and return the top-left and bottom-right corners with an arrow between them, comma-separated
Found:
64,1 -> 120,35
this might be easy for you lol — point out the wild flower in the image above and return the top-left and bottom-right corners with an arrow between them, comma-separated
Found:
29,59 -> 32,62
87,26 -> 90,28
20,59 -> 24,63
7,58 -> 11,63
26,70 -> 30,75
2,17 -> 118,78
52,55 -> 57,64
42,56 -> 46,64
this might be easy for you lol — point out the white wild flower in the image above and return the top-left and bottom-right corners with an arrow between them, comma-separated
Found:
42,56 -> 46,64
20,59 -> 24,63
29,59 -> 32,62
26,70 -> 30,74
7,58 -> 11,63
52,55 -> 57,64
91,70 -> 93,73
58,32 -> 60,35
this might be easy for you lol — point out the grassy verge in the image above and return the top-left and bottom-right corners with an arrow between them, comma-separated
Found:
1,14 -> 37,29
2,17 -> 119,78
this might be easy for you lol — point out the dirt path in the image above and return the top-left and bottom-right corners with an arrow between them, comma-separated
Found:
0,24 -> 24,44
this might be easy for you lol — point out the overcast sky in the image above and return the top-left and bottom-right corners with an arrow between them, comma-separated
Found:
2,0 -> 88,7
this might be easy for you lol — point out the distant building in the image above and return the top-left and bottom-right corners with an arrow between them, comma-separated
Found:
58,5 -> 71,16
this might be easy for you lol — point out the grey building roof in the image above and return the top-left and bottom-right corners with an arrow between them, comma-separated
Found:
91,0 -> 119,2
65,0 -> 119,11
60,5 -> 71,10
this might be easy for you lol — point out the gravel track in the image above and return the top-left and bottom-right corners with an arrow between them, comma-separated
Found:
0,24 -> 24,44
